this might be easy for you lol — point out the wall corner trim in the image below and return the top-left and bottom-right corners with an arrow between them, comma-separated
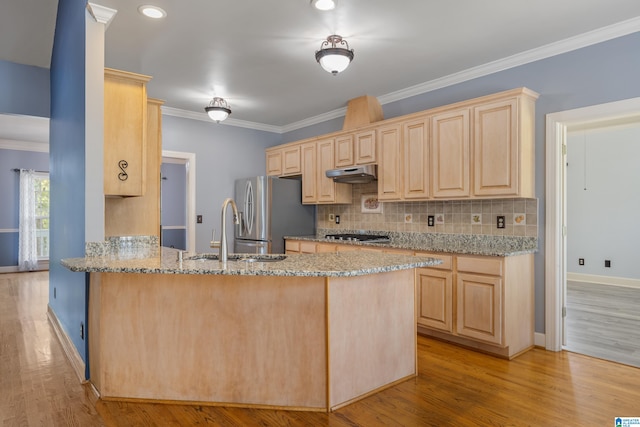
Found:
87,3 -> 117,27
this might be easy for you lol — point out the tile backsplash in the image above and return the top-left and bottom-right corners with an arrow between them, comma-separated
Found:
317,183 -> 538,237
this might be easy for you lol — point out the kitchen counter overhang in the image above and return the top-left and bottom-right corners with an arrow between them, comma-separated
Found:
63,248 -> 440,412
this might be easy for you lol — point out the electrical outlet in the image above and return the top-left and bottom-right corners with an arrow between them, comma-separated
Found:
497,215 -> 505,229
578,258 -> 584,266
427,215 -> 435,227
605,260 -> 611,268
80,322 -> 85,340
329,213 -> 335,221
197,215 -> 203,224
54,287 -> 56,298
335,215 -> 340,224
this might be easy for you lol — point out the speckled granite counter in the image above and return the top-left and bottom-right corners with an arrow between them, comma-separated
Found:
287,230 -> 538,256
61,246 -> 440,277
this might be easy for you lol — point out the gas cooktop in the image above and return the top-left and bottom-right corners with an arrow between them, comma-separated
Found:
324,233 -> 390,243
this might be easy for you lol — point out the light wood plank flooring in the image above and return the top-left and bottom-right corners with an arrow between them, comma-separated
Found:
566,280 -> 640,368
2,271 -> 640,426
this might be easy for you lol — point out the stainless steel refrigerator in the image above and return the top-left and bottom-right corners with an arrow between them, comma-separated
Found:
234,176 -> 315,254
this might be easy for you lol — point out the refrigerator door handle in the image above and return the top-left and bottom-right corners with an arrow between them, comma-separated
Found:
245,180 -> 254,234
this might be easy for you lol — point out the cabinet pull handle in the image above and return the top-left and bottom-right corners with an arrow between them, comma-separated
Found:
118,160 -> 129,181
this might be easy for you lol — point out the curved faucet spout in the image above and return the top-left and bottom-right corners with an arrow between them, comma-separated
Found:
220,198 -> 239,264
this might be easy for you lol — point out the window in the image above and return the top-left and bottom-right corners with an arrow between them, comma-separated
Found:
34,174 -> 49,260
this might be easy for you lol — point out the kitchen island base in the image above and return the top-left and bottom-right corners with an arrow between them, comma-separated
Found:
89,269 -> 416,412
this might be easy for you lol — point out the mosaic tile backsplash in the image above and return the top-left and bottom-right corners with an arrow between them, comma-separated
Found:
317,182 -> 538,237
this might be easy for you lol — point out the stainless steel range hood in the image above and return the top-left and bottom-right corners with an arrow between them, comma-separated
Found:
325,165 -> 377,184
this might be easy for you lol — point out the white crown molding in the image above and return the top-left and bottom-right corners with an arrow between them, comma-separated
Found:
0,139 -> 49,152
161,106 -> 282,134
161,17 -> 640,134
87,3 -> 117,27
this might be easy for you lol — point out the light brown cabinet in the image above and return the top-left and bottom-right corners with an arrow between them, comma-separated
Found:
301,139 -> 351,205
301,142 -> 317,204
103,68 -> 151,197
377,124 -> 403,201
473,95 -> 535,198
266,143 -> 302,176
415,253 -> 453,333
334,129 -> 376,167
266,149 -> 282,176
431,108 -> 470,198
403,117 -> 430,199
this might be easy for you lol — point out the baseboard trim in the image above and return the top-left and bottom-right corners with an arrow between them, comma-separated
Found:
534,332 -> 546,348
47,305 -> 87,383
567,273 -> 640,289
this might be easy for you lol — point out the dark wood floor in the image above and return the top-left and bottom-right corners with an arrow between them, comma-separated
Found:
3,271 -> 640,426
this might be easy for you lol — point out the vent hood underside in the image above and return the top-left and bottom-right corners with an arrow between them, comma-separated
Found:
325,165 -> 377,184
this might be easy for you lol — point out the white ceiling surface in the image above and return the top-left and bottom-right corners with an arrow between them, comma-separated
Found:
1,0 -> 640,141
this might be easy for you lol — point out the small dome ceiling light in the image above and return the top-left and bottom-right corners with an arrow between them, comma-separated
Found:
311,0 -> 337,11
204,97 -> 232,122
315,35 -> 354,75
138,5 -> 167,19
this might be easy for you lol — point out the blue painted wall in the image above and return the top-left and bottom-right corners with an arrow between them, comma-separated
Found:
283,31 -> 640,333
48,0 -> 88,369
0,60 -> 50,117
0,149 -> 49,267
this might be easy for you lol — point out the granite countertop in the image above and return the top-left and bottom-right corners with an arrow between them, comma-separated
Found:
287,230 -> 538,257
61,246 -> 441,277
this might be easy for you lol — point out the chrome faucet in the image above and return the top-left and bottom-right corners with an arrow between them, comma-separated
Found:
219,198 -> 239,264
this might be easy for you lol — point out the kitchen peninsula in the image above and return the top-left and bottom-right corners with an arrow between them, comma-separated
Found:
62,246 -> 440,412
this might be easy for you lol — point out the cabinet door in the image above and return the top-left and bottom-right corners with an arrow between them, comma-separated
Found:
301,142 -> 317,204
266,149 -> 283,176
416,268 -> 453,332
104,69 -> 151,196
473,98 -> 518,196
403,118 -> 429,199
431,108 -> 470,198
377,124 -> 403,200
335,135 -> 354,167
282,145 -> 302,175
284,240 -> 300,254
456,273 -> 503,345
355,130 -> 376,164
317,138 -> 337,203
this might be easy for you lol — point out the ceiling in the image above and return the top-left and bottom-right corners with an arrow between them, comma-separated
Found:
1,0 -> 640,138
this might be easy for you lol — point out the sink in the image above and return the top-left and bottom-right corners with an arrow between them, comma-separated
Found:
185,253 -> 287,262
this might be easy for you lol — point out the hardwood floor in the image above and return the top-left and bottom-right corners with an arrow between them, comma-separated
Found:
566,280 -> 640,368
2,271 -> 640,426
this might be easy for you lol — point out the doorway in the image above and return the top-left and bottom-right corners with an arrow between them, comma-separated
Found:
545,98 -> 640,360
161,150 -> 196,253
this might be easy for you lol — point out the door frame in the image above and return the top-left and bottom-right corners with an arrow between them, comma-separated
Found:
162,150 -> 196,253
544,97 -> 640,351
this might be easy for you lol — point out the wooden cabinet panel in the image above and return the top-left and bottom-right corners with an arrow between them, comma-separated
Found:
377,124 -> 403,201
355,130 -> 376,164
473,99 -> 518,196
301,142 -> 317,204
299,241 -> 317,254
457,255 -> 503,276
282,145 -> 302,175
285,240 -> 300,253
403,118 -> 430,199
335,135 -> 354,167
316,243 -> 338,253
417,268 -> 453,333
456,273 -> 503,345
431,108 -> 470,198
104,68 -> 151,197
266,149 -> 282,176
317,139 -> 337,203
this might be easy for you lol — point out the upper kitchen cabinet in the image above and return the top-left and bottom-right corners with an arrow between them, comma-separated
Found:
431,108 -> 471,199
266,143 -> 302,177
472,90 -> 537,198
104,68 -> 152,197
335,129 -> 377,167
403,117 -> 430,199
301,138 -> 351,204
377,124 -> 403,201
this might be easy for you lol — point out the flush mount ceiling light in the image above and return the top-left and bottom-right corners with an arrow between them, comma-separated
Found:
204,97 -> 232,122
315,35 -> 354,75
311,0 -> 337,11
138,5 -> 167,19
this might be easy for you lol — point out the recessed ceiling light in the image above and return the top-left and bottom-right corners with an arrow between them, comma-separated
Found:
311,0 -> 336,11
138,5 -> 167,19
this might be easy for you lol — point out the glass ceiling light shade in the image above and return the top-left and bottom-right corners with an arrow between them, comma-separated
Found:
138,5 -> 167,19
311,0 -> 337,11
204,97 -> 232,122
315,35 -> 354,75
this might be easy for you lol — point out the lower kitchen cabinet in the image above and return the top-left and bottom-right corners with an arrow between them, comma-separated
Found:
415,253 -> 454,333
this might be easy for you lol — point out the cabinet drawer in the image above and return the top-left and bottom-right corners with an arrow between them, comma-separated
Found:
457,256 -> 502,276
414,252 -> 452,270
299,241 -> 317,254
285,240 -> 299,253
